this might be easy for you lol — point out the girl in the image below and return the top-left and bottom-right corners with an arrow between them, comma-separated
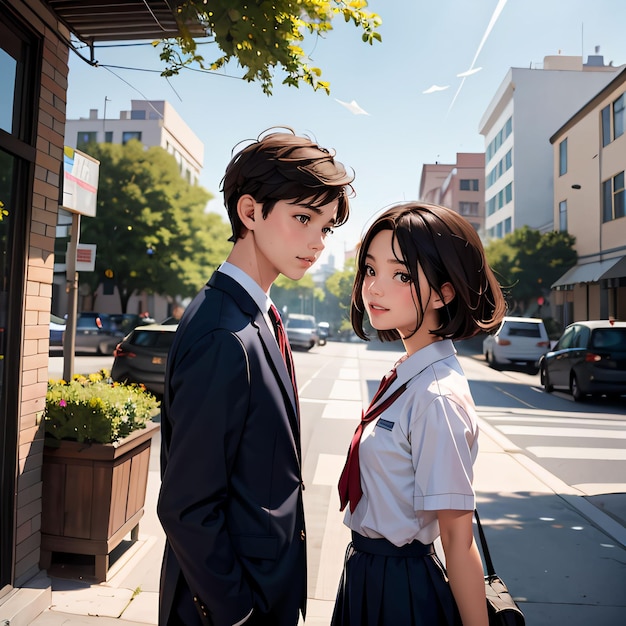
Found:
333,202 -> 506,626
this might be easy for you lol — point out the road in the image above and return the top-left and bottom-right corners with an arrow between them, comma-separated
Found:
46,338 -> 626,624
48,340 -> 626,532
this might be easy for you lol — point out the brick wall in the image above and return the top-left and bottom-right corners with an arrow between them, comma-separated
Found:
12,0 -> 70,586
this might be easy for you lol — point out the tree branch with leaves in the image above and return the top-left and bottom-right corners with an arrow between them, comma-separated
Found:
158,0 -> 382,94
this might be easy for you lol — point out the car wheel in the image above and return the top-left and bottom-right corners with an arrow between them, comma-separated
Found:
540,364 -> 553,393
570,373 -> 585,402
486,350 -> 499,370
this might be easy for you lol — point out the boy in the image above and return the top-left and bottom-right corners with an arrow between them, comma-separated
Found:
158,128 -> 354,626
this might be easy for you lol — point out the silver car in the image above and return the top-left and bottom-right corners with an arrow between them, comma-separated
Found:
285,314 -> 319,350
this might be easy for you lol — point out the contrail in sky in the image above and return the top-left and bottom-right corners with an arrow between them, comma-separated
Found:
448,0 -> 508,113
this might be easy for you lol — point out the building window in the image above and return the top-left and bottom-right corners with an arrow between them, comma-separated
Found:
104,131 -> 113,143
602,105 -> 612,146
559,200 -> 567,231
505,182 -> 512,204
77,131 -> 97,150
559,138 -> 567,176
614,94 -> 625,140
460,179 -> 479,191
122,131 -> 142,144
486,149 -> 512,189
504,217 -> 512,234
603,171 -> 625,222
486,116 -> 512,163
459,202 -> 479,216
602,95 -> 625,146
130,109 -> 146,120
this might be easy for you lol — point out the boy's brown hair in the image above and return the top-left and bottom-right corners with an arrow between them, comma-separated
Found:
351,202 -> 507,342
221,128 -> 354,242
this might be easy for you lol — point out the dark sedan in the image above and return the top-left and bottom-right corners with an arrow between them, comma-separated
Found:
539,320 -> 626,401
111,324 -> 177,396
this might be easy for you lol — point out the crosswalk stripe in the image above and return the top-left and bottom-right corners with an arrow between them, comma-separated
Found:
312,453 -> 346,486
486,414 -> 625,427
498,425 -> 626,439
528,446 -> 626,460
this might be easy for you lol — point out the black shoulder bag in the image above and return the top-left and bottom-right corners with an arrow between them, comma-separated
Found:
475,509 -> 525,626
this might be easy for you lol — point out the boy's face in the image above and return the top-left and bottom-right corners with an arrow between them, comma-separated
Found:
251,197 -> 339,284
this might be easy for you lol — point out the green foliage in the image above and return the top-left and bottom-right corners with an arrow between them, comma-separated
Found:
158,0 -> 382,94
272,273 -> 323,317
324,260 -> 356,332
79,141 -> 232,311
45,370 -> 160,444
485,226 -> 577,314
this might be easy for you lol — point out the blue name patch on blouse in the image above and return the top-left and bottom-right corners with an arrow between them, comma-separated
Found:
376,419 -> 395,432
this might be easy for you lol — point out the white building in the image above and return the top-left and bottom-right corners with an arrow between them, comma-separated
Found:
479,53 -> 622,240
66,99 -> 204,185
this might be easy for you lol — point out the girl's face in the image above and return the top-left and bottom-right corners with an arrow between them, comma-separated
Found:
361,229 -> 443,353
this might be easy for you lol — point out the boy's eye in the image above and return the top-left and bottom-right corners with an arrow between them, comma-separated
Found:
295,214 -> 310,225
322,226 -> 335,236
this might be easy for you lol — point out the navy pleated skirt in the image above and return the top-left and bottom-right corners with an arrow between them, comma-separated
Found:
331,532 -> 462,626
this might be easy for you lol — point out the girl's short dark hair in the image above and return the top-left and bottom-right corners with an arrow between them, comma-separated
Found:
221,127 -> 355,242
351,202 -> 506,342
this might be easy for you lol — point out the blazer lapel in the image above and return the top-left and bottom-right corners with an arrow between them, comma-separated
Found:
208,272 -> 300,431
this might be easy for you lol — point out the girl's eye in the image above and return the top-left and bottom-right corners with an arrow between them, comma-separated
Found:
394,272 -> 412,283
322,226 -> 335,236
295,214 -> 310,225
364,264 -> 375,276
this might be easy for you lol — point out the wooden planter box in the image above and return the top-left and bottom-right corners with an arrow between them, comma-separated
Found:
40,420 -> 159,582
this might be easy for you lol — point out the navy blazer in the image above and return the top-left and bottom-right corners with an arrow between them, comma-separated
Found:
158,271 -> 306,626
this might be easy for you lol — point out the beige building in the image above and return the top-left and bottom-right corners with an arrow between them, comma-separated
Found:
419,153 -> 486,234
550,68 -> 626,324
66,100 -> 204,186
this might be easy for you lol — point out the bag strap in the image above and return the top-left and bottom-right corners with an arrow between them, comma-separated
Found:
474,509 -> 497,577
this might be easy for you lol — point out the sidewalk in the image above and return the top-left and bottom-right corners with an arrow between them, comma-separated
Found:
29,344 -> 626,625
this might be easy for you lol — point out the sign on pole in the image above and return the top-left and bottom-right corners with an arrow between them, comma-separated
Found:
61,147 -> 99,217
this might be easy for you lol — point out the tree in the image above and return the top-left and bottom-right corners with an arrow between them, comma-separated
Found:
485,226 -> 577,315
79,140 -> 232,312
272,273 -> 322,318
160,1 -> 382,94
325,260 -> 356,332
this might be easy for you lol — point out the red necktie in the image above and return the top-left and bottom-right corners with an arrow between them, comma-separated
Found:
269,305 -> 298,400
338,369 -> 407,513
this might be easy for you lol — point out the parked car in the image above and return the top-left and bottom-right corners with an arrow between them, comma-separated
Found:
111,324 -> 178,396
285,314 -> 319,350
539,320 -> 626,401
483,316 -> 550,373
49,314 -> 66,349
64,312 -> 126,355
317,321 -> 330,346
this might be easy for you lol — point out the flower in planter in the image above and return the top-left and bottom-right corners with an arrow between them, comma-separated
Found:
45,369 -> 160,444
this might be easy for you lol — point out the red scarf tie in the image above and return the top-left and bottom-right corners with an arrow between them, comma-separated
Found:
269,305 -> 298,400
338,369 -> 407,513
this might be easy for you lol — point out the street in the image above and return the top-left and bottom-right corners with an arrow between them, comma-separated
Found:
46,338 -> 626,625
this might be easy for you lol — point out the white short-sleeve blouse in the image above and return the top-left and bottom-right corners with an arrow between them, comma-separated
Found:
344,339 -> 479,546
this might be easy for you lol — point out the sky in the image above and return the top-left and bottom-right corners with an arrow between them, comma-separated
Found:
65,0 -> 626,268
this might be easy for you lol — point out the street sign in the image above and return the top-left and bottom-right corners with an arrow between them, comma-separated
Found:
61,146 -> 100,217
